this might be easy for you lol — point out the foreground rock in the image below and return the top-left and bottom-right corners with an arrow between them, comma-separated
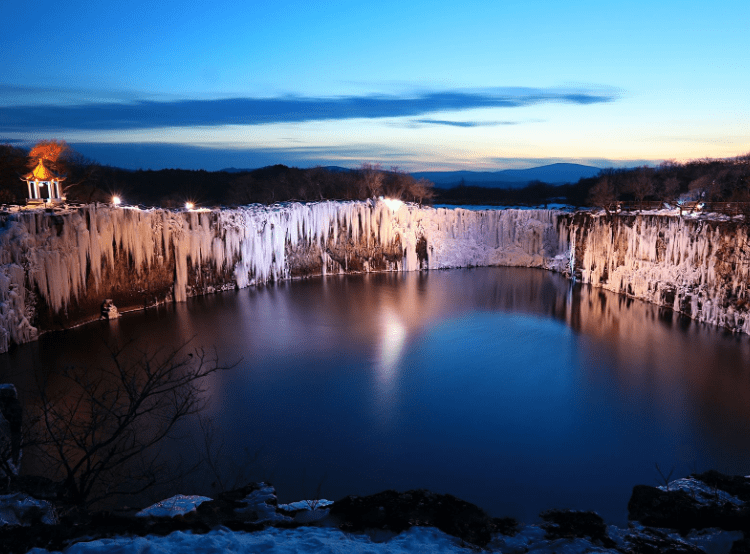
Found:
2,473 -> 750,553
329,489 -> 501,546
628,471 -> 750,533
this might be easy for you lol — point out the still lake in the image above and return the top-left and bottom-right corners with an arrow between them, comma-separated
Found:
3,266 -> 750,523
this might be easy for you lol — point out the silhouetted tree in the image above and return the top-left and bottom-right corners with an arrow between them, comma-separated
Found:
628,167 -> 655,209
64,152 -> 107,202
358,163 -> 384,198
0,143 -> 28,203
660,176 -> 681,202
23,340 -> 235,509
411,177 -> 435,205
28,140 -> 73,175
688,174 -> 713,200
588,175 -> 617,215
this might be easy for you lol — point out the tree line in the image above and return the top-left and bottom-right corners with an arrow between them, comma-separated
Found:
0,142 -> 434,207
2,141 -> 749,210
434,154 -> 750,209
586,155 -> 750,213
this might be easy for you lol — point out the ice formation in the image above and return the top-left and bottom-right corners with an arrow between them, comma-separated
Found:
0,201 -> 565,352
2,201 -> 749,353
568,213 -> 750,335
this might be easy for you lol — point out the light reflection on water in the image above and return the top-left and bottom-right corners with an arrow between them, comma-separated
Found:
2,267 -> 750,524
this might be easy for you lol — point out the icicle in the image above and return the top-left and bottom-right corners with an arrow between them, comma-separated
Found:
569,227 -> 576,283
13,202 -> 750,350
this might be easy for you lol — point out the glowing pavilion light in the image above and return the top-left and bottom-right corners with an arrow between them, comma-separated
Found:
185,202 -> 195,211
112,195 -> 121,206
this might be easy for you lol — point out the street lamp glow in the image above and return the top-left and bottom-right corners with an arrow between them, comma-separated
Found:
381,197 -> 404,212
185,202 -> 195,210
112,195 -> 121,205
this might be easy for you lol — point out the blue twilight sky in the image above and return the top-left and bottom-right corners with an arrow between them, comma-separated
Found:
1,0 -> 748,171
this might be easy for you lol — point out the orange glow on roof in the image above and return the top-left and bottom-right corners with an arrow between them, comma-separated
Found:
22,160 -> 64,182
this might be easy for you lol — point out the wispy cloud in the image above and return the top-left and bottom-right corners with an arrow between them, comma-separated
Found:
47,142 -> 655,172
412,119 -> 520,127
0,86 -> 618,132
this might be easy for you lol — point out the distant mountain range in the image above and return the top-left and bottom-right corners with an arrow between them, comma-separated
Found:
219,163 -> 603,189
411,163 -> 603,188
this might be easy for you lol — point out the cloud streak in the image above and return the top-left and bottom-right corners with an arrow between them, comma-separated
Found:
413,119 -> 520,127
0,87 -> 617,132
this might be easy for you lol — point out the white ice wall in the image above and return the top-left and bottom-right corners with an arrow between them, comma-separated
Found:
5,202 -> 749,354
570,213 -> 750,334
0,202 -> 565,352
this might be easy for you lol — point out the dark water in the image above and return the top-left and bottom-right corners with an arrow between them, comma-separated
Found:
3,267 -> 750,523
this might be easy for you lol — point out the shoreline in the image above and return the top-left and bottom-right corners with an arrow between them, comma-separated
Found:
2,471 -> 748,553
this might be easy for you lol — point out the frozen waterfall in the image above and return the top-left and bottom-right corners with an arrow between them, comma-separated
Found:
0,201 -> 566,352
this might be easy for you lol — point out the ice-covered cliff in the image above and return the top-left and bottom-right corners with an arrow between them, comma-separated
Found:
0,201 -> 565,353
565,212 -> 750,335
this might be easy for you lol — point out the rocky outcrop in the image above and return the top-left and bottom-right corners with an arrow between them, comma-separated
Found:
330,489 -> 499,546
628,471 -> 750,533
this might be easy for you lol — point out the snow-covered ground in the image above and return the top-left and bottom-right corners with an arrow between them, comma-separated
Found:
25,526 -> 474,554
18,518 -> 745,554
4,475 -> 747,554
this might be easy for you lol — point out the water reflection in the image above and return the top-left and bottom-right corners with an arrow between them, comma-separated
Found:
2,267 -> 750,524
376,309 -> 406,389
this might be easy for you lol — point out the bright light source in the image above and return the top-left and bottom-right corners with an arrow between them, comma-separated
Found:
185,202 -> 195,210
112,195 -> 121,205
380,197 -> 404,212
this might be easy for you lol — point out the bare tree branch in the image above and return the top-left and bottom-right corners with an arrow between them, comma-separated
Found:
23,339 -> 238,508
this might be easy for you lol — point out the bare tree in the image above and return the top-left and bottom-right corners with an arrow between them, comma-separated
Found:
0,144 -> 28,203
358,163 -> 384,198
61,152 -> 105,202
661,176 -> 681,202
24,340 -> 235,509
410,177 -> 435,205
688,174 -> 714,200
588,175 -> 617,215
382,166 -> 411,199
629,167 -> 655,210
28,140 -> 73,175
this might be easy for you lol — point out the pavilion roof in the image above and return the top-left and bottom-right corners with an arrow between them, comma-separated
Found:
22,159 -> 65,181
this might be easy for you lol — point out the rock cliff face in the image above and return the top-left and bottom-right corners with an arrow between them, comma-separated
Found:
0,202 -> 565,353
564,212 -> 750,335
3,202 -> 749,353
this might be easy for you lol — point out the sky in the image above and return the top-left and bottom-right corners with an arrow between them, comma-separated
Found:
1,0 -> 748,171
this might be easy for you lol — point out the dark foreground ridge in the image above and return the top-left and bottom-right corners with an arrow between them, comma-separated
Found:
2,471 -> 750,553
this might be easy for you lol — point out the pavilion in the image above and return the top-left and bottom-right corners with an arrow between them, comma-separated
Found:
22,160 -> 66,204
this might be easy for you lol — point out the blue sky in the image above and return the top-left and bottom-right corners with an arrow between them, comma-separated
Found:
1,0 -> 748,171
